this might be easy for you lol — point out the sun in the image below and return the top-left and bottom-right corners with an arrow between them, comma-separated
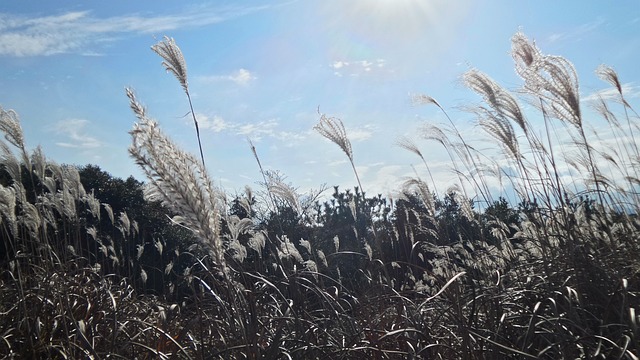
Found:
366,0 -> 438,18
341,0 -> 447,40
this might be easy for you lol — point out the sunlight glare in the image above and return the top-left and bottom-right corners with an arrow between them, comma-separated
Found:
341,0 -> 455,42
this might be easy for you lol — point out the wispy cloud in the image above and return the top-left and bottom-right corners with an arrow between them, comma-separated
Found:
547,18 -> 606,43
347,124 -> 375,142
197,68 -> 257,86
331,59 -> 387,77
0,4 -> 274,57
53,119 -> 102,148
328,159 -> 348,167
196,113 -> 307,143
237,119 -> 279,138
583,82 -> 640,102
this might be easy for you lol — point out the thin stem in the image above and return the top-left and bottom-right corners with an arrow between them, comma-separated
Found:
185,91 -> 206,170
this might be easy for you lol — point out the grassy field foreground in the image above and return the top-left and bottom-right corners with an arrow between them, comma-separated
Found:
0,32 -> 639,359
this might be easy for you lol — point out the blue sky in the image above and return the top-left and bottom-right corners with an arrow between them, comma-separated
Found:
1,1 -> 639,199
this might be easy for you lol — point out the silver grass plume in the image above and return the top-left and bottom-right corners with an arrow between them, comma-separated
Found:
420,123 -> 451,148
396,135 -> 439,194
511,32 -> 581,128
463,69 -> 526,132
154,238 -> 163,255
62,165 -> 86,200
31,146 -> 47,181
151,36 -> 188,93
410,93 -> 442,109
226,215 -> 254,241
278,235 -> 303,264
303,260 -> 318,279
86,226 -> 97,241
248,231 -> 266,255
299,238 -> 312,254
0,145 -> 21,183
127,89 -> 226,272
0,106 -> 30,172
596,65 -> 623,99
513,32 -> 609,205
228,238 -> 247,263
0,184 -> 17,236
475,107 -> 521,161
103,203 -> 114,225
267,175 -> 303,215
118,211 -> 131,237
238,186 -> 254,217
132,221 -> 139,239
151,37 -> 205,169
0,106 -> 25,151
395,135 -> 424,160
316,249 -> 328,268
314,112 -> 364,191
596,64 -> 640,159
401,178 -> 436,216
314,113 -> 353,163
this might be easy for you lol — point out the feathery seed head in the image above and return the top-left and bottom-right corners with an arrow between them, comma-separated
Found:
119,211 -> 131,237
0,184 -> 17,235
0,106 -> 25,151
477,111 -> 521,161
128,98 -> 226,271
126,88 -> 146,120
402,178 -> 435,216
278,235 -> 303,263
228,239 -> 248,263
511,32 -> 539,71
303,260 -> 318,276
511,32 -> 581,127
463,69 -> 526,132
596,64 -> 623,95
267,175 -> 303,215
31,146 -> 47,180
103,203 -> 114,225
151,36 -> 189,94
299,238 -> 311,254
410,93 -> 441,109
316,249 -> 328,268
1,150 -> 21,183
248,231 -> 266,255
420,124 -> 450,147
395,135 -> 424,160
314,113 -> 353,162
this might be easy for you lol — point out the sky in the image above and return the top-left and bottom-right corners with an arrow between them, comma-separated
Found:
0,1 -> 639,201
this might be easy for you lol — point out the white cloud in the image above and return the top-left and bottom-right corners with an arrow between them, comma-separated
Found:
197,113 -> 229,132
331,61 -> 348,69
199,68 -> 257,86
331,59 -> 386,77
229,69 -> 256,85
0,4 -> 275,57
53,119 -> 102,148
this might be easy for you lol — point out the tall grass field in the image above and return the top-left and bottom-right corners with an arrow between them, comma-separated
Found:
0,32 -> 638,359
